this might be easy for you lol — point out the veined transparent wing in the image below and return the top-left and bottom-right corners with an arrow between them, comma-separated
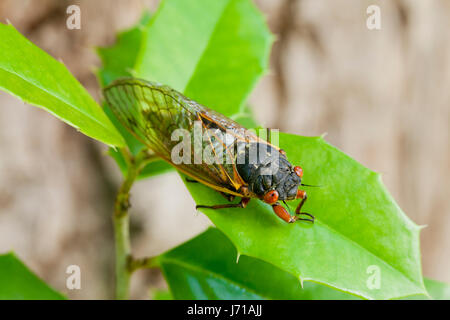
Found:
103,78 -> 260,195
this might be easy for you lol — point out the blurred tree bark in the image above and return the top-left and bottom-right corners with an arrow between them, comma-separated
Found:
0,0 -> 449,299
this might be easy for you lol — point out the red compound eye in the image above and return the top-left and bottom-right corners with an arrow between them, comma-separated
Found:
294,166 -> 303,178
263,190 -> 279,204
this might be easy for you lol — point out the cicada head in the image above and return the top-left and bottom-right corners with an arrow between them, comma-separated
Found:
238,143 -> 302,202
261,158 -> 302,202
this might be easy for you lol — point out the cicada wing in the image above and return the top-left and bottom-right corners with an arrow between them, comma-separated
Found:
104,78 -> 187,159
103,78 -> 243,194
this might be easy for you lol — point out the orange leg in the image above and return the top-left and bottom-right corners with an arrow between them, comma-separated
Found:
272,204 -> 296,223
271,190 -> 315,224
295,190 -> 307,214
295,190 -> 314,223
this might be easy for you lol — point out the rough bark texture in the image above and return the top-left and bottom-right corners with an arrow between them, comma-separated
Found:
0,0 -> 449,299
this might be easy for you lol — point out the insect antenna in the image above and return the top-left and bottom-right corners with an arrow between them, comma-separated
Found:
300,183 -> 323,188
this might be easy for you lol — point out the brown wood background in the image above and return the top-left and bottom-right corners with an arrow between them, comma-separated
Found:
0,0 -> 448,299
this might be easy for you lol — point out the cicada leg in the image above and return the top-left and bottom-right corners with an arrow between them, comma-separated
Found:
272,203 -> 295,223
272,190 -> 315,223
272,202 -> 314,224
196,198 -> 250,210
294,190 -> 315,223
221,193 -> 236,202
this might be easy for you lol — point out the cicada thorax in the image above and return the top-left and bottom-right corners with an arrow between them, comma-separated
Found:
235,142 -> 302,201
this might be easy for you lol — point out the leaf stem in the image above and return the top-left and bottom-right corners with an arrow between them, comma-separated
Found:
128,256 -> 159,273
113,149 -> 154,300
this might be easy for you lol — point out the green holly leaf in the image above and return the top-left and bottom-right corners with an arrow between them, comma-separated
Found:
184,134 -> 426,300
0,253 -> 65,300
156,228 -> 356,300
0,23 -> 124,147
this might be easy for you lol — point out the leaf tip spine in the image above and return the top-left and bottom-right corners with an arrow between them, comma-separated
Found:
264,68 -> 274,77
298,275 -> 304,289
269,32 -> 276,43
137,24 -> 147,32
128,68 -> 138,78
271,33 -> 280,44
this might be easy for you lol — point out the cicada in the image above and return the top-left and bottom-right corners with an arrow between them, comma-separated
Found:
104,78 -> 313,223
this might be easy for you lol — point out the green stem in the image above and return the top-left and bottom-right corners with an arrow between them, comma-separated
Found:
128,256 -> 159,273
113,210 -> 131,300
113,149 -> 154,300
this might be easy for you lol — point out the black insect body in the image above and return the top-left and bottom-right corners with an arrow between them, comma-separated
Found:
236,143 -> 301,201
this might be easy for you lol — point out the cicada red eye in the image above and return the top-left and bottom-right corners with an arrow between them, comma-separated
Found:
263,190 -> 279,204
294,166 -> 303,178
